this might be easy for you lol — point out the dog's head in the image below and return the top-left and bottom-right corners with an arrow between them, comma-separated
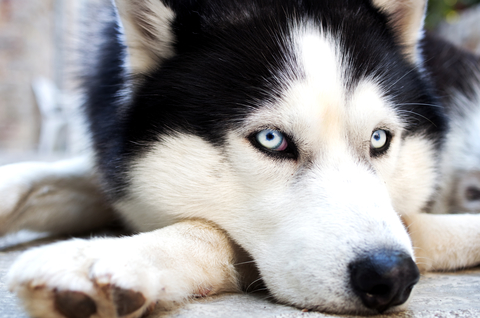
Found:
94,0 -> 448,314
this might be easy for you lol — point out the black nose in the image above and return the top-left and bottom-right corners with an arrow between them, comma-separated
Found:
349,250 -> 420,313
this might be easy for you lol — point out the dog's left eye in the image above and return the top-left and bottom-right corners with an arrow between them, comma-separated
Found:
370,129 -> 391,156
256,129 -> 288,151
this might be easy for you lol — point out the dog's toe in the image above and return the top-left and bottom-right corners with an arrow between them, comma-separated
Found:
54,290 -> 97,318
112,287 -> 146,316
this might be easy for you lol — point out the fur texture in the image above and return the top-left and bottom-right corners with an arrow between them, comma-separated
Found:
3,0 -> 480,317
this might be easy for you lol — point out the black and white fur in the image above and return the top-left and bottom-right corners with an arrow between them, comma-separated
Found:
2,0 -> 480,317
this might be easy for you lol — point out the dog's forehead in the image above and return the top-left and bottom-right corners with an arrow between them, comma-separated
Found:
243,26 -> 401,143
125,2 -> 445,155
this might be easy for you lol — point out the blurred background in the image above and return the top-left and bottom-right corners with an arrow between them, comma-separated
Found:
0,0 -> 479,164
0,0 -> 97,164
426,0 -> 480,28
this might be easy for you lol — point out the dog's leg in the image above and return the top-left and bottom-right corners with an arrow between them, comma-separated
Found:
403,213 -> 480,271
7,220 -> 242,318
0,156 -> 114,236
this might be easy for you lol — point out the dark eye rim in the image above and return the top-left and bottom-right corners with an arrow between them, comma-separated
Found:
248,129 -> 298,160
370,129 -> 392,157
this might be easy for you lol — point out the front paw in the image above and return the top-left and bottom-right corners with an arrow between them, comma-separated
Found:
7,238 -> 190,318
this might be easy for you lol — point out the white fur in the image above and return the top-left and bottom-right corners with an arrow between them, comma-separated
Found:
387,137 -> 438,217
404,212 -> 480,271
7,220 -> 240,318
4,2 -> 480,318
115,27 -> 416,312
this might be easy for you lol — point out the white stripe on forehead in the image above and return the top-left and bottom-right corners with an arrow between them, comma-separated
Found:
296,26 -> 343,96
280,25 -> 347,149
292,24 -> 402,130
244,23 -> 401,160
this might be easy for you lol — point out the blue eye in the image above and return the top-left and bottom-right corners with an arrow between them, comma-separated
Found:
371,130 -> 388,149
256,129 -> 288,151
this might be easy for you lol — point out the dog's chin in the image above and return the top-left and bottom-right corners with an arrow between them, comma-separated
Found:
382,302 -> 410,315
271,288 -> 412,316
283,301 -> 373,316
268,289 -> 359,315
307,302 -> 409,316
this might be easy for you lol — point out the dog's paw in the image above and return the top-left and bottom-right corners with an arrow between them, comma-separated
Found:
7,238 -> 193,318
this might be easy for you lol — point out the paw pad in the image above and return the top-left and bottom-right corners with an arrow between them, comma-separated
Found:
112,287 -> 146,316
54,290 -> 97,318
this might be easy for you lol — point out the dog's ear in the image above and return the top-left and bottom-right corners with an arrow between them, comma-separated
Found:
114,0 -> 177,74
371,0 -> 427,63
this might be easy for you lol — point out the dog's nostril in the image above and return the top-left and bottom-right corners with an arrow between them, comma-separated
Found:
368,284 -> 390,296
349,249 -> 420,313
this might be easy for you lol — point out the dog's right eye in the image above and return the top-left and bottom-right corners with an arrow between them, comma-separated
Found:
248,129 -> 297,159
256,129 -> 287,151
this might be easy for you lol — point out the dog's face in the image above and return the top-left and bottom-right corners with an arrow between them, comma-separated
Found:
91,0 -> 447,314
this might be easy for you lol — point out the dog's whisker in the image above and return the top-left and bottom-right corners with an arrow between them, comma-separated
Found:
234,260 -> 256,266
396,102 -> 443,108
247,287 -> 270,294
382,68 -> 417,91
245,277 -> 264,293
396,109 -> 438,127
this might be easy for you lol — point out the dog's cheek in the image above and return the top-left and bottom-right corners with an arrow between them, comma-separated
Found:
384,136 -> 438,216
115,134 -> 249,232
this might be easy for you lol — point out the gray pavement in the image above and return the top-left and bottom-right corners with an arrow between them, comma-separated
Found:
2,238 -> 480,318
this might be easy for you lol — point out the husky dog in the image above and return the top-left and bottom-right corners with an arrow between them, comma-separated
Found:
2,0 -> 480,317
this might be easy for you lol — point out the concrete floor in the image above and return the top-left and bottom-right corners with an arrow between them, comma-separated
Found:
1,236 -> 480,318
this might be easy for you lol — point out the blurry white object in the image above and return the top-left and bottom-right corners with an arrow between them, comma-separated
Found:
32,77 -> 66,154
32,77 -> 88,155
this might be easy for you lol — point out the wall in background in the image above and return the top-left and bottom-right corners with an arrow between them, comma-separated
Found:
0,0 -> 88,159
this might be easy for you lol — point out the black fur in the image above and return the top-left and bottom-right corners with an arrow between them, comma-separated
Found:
83,7 -> 130,197
83,0 -> 449,199
422,32 -> 480,116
